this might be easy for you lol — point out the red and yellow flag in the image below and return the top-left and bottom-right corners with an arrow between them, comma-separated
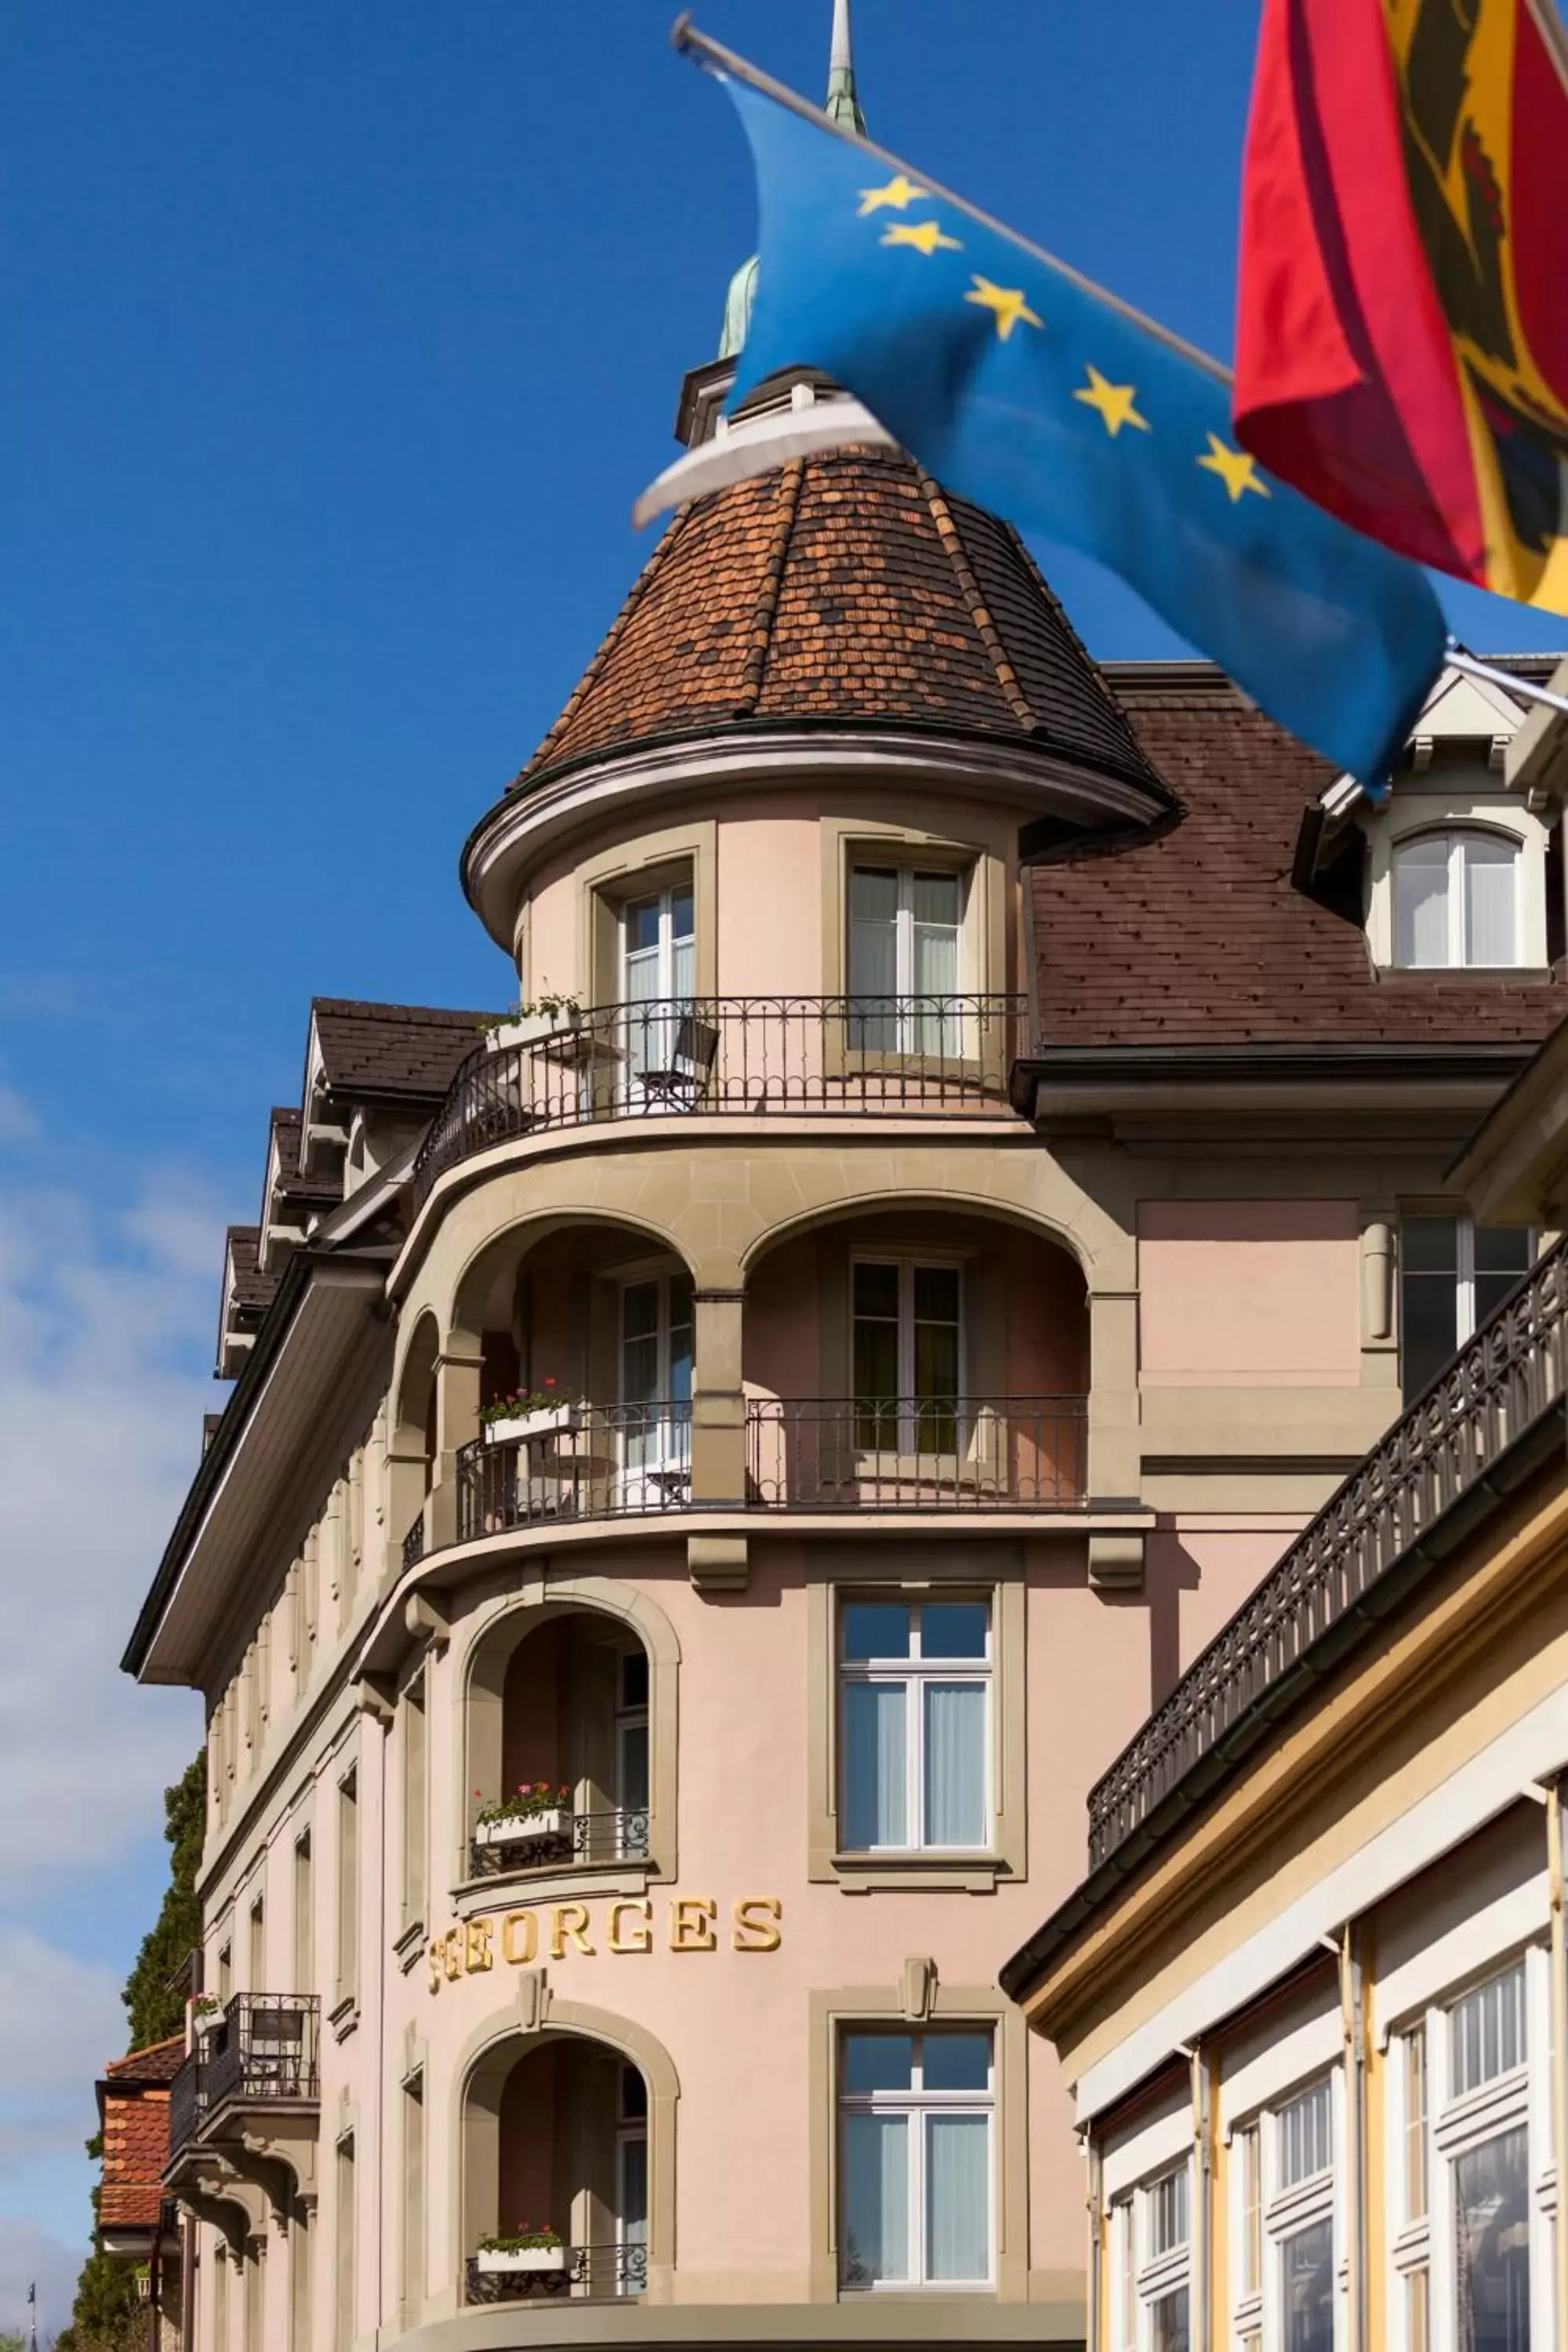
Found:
1235,0 -> 1568,612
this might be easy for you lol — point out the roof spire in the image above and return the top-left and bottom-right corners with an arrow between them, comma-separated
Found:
826,0 -> 867,133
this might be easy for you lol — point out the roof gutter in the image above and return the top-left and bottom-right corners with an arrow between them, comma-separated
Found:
121,1241 -> 388,1679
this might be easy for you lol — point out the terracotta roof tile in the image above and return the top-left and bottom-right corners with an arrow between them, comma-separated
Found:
1032,668 -> 1566,1046
521,449 -> 1163,800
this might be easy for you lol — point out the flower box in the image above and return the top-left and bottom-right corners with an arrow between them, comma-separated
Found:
484,1403 -> 583,1449
475,2245 -> 568,2275
191,2008 -> 226,2037
474,1809 -> 568,1847
486,1007 -> 583,1053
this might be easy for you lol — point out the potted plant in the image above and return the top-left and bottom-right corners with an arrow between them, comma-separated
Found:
474,1782 -> 573,1848
191,1995 -> 225,2039
484,992 -> 584,1053
474,2225 -> 568,2276
481,1378 -> 585,1448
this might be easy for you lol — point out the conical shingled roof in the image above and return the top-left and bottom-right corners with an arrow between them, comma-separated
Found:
518,448 -> 1167,804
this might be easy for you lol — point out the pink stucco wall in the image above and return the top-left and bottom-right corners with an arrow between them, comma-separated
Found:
1138,1200 -> 1361,1386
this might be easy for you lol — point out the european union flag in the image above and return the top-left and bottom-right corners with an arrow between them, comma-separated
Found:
717,70 -> 1447,788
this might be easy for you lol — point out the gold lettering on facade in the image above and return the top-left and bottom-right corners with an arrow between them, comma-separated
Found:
732,1896 -> 783,1951
670,1897 -> 718,1953
608,1900 -> 653,1954
550,1903 -> 595,1958
502,1911 -> 537,1965
424,1895 -> 782,1990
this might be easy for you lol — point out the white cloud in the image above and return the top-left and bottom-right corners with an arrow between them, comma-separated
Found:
0,1103 -> 218,2263
0,2213 -> 85,2339
0,1084 -> 38,1146
0,1156 -> 213,1878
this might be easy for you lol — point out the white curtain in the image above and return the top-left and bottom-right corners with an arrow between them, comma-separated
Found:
843,1683 -> 906,1849
1394,837 -> 1450,967
1462,837 -> 1518,967
843,2113 -> 909,2284
926,2114 -> 989,2282
924,1682 -> 986,1846
912,873 -> 960,1052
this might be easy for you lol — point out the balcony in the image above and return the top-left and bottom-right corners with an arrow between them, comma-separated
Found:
411,993 -> 1026,1205
1087,1233 -> 1568,1870
470,1806 -> 651,1881
166,1994 -> 321,2169
457,1403 -> 692,1538
746,1395 -> 1087,1511
465,2244 -> 646,2304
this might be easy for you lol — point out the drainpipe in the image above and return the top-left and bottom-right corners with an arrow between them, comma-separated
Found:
1339,1926 -> 1367,2352
1085,2130 -> 1103,2352
1547,1782 -> 1568,2352
1187,2045 -> 1211,2352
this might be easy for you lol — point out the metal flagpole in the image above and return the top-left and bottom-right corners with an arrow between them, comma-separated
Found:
1446,642 -> 1568,717
667,13 -> 1235,387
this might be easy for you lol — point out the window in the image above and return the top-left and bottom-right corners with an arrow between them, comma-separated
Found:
622,881 -> 695,1090
1234,2121 -> 1262,2351
401,2072 -> 424,2322
1453,2129 -> 1530,2352
1122,2162 -> 1190,2352
248,1896 -> 265,1990
617,2064 -> 648,2292
401,1677 -> 427,1930
217,1942 -> 232,2002
838,2028 -> 993,2289
1404,2028 -> 1428,2223
1449,1962 -> 1526,2096
336,1771 -> 358,2010
1271,2081 -> 1334,2352
619,1270 -> 693,1501
293,1835 -> 314,1996
852,1258 -> 962,1454
616,1648 -> 651,1858
839,1599 -> 991,1853
335,2134 -> 355,2352
1278,2078 -> 1332,2189
848,865 -> 964,1053
1393,829 -> 1521,967
1399,1215 -> 1533,1400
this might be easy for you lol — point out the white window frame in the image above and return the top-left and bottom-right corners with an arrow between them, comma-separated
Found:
1386,1947 -> 1555,2352
847,861 -> 970,1056
837,2027 -> 996,2292
1391,827 -> 1523,970
615,1646 -> 650,1860
615,2063 -> 648,2290
1226,2070 -> 1341,2352
837,1596 -> 993,1857
1398,1213 -> 1534,1400
619,880 -> 695,1004
617,1268 -> 693,1499
1115,2160 -> 1192,2351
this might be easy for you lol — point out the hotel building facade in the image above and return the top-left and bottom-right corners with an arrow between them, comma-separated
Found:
118,56 -> 1568,2343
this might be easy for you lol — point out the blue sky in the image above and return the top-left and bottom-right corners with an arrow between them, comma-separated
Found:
1,0 -> 1563,2325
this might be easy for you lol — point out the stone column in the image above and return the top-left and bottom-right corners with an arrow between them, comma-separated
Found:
688,1288 -> 748,1592
429,1339 -> 483,1552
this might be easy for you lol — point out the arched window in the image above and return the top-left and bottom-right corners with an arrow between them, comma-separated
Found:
1392,829 -> 1521,968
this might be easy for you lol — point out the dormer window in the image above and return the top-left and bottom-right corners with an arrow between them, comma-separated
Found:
1392,827 -> 1522,968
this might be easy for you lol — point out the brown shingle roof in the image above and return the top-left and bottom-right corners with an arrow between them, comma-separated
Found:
1031,666 -> 1566,1047
225,1227 -> 278,1315
267,1107 -> 338,1210
310,998 -> 492,1104
521,448 -> 1164,800
103,2037 -> 184,2087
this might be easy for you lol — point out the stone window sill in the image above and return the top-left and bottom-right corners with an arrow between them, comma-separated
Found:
453,1857 -> 657,1918
830,1852 -> 1007,1895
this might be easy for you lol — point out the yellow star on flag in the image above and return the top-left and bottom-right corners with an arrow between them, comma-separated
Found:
1073,365 -> 1149,437
964,276 -> 1044,342
858,174 -> 929,216
1196,433 -> 1270,502
882,220 -> 963,256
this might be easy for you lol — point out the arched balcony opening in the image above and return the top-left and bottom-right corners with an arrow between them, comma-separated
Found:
463,2033 -> 652,2307
465,1599 -> 666,1892
449,1221 -> 696,1542
390,1310 -> 441,1569
742,1204 -> 1090,1512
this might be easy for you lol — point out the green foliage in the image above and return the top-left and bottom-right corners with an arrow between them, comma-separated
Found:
121,1755 -> 205,2049
61,1752 -> 206,2350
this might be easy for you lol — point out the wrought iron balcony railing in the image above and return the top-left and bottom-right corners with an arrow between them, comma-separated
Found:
165,1994 -> 321,2167
457,1404 -> 692,1540
1087,1233 -> 1568,1871
401,1511 -> 426,1571
412,994 -> 1027,1205
465,2244 -> 648,2303
746,1395 -> 1088,1510
470,1806 -> 652,1880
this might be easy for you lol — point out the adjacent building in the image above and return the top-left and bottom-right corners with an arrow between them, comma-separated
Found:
115,24 -> 1568,2348
96,2037 -> 186,2350
1001,992 -> 1568,2352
